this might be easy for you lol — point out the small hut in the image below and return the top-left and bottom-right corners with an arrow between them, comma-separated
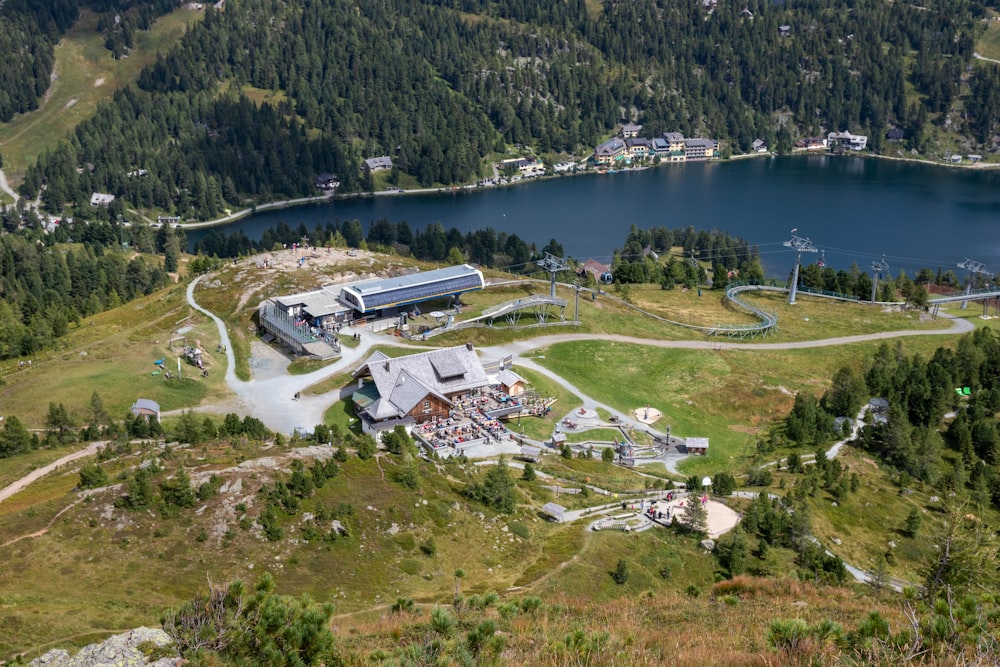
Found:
130,398 -> 161,421
686,437 -> 709,455
541,502 -> 567,523
498,368 -> 527,396
519,445 -> 541,463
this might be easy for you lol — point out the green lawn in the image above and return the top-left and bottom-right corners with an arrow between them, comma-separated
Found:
0,8 -> 202,181
0,280 -> 223,426
509,366 -> 582,442
530,336 -> 964,477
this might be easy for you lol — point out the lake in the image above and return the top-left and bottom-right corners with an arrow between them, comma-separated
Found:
186,155 -> 1000,277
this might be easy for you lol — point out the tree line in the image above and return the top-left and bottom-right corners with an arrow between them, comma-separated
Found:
0,227 -> 170,359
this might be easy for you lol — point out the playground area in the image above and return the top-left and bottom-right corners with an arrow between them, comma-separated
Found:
650,495 -> 741,538
633,406 -> 662,425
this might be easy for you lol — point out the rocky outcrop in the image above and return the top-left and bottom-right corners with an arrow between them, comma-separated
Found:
29,627 -> 179,667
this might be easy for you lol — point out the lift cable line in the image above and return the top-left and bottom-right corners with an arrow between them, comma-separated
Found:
870,255 -> 890,303
537,252 -> 569,298
783,229 -> 818,304
958,258 -> 990,310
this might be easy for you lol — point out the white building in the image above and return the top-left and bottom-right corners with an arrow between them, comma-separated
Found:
828,131 -> 868,151
90,192 -> 116,207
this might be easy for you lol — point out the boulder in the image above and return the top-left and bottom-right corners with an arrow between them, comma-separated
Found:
30,627 -> 178,667
700,539 -> 715,552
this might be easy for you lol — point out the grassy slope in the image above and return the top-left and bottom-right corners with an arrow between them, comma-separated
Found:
0,7 -> 203,181
0,276 -> 225,425
0,254 -> 991,658
530,334 -> 962,477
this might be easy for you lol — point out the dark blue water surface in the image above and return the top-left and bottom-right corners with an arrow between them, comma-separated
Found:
186,155 -> 1000,276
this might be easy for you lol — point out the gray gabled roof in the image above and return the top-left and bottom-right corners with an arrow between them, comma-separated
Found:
542,502 -> 567,521
497,368 -> 526,387
354,345 -> 490,419
131,398 -> 160,414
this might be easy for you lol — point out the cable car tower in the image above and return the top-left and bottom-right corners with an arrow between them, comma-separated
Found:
783,228 -> 818,304
538,252 -> 569,298
870,255 -> 889,303
958,258 -> 988,309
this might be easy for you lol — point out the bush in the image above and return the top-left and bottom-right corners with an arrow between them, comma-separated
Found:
686,584 -> 700,598
521,463 -> 536,481
419,538 -> 437,557
610,559 -> 629,585
78,462 -> 109,489
768,618 -> 810,651
745,469 -> 773,487
431,606 -> 456,635
197,475 -> 222,500
392,464 -> 421,489
508,521 -> 530,540
163,575 -> 334,664
356,435 -> 376,460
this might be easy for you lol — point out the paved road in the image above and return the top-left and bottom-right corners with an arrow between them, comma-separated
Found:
0,442 -> 102,505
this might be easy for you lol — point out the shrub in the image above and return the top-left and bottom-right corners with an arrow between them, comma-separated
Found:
430,606 -> 456,635
610,559 -> 629,585
391,597 -> 415,613
419,538 -> 437,557
508,521 -> 530,540
163,575 -> 334,664
392,464 -> 421,489
519,596 -> 543,614
356,435 -> 376,460
686,584 -> 700,598
78,462 -> 109,489
768,618 -> 810,651
197,475 -> 222,500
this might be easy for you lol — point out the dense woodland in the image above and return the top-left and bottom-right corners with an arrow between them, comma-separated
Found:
12,0 -> 1000,216
778,329 -> 1000,513
0,206 -> 173,360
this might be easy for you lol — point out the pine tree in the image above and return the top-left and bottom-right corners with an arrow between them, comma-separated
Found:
682,494 -> 709,534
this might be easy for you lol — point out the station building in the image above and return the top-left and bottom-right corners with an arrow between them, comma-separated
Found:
259,264 -> 485,357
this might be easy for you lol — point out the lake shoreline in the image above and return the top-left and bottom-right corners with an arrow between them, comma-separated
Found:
178,149 -> 1000,235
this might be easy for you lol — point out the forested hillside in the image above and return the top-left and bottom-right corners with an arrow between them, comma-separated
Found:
0,1 -> 184,123
15,0 -> 1000,217
0,0 -> 79,122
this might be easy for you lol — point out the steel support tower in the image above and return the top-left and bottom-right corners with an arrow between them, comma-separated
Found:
870,256 -> 889,303
538,252 -> 569,298
958,258 -> 988,310
782,229 -> 818,304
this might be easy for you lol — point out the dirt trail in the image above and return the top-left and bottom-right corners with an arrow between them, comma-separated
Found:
0,442 -> 101,505
1,498 -> 85,547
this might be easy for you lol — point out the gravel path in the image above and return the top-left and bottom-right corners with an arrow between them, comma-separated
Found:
0,442 -> 102,505
186,275 -> 974,435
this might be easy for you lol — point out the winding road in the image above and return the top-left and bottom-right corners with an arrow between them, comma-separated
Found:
186,275 -> 975,435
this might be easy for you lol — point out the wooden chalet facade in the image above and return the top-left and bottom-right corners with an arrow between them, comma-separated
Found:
350,343 -> 491,439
